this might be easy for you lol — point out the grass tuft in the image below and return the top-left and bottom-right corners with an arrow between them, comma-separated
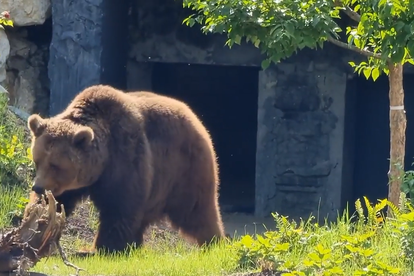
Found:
0,180 -> 27,228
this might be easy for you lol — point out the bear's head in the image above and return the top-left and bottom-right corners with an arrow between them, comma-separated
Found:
28,114 -> 101,196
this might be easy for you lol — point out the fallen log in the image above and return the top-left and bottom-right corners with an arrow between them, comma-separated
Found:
0,191 -> 84,276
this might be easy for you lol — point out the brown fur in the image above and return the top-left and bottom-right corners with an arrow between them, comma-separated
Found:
26,85 -> 226,253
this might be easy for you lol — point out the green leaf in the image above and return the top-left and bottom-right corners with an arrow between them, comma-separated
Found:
261,59 -> 271,70
363,67 -> 372,80
372,68 -> 380,81
233,35 -> 242,45
284,22 -> 295,38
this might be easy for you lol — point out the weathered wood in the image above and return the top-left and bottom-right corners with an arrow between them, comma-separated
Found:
0,191 -> 82,276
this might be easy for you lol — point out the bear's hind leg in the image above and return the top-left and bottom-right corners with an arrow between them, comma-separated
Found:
168,200 -> 225,247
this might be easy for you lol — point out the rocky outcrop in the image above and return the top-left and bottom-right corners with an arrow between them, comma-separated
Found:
3,29 -> 49,115
0,29 -> 10,83
0,0 -> 51,116
0,0 -> 51,26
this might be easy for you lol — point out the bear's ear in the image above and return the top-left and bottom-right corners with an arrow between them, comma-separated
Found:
28,114 -> 46,137
72,126 -> 94,148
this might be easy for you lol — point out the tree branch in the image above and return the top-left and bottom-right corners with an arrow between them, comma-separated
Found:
326,36 -> 382,59
334,1 -> 361,22
343,6 -> 361,22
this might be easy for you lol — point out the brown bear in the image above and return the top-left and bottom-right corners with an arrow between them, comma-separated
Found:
26,84 -> 226,253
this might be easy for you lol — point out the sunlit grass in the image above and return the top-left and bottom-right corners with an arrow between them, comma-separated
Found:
0,184 -> 27,228
34,238 -> 240,276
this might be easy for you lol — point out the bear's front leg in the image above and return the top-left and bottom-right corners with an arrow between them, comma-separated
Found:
93,214 -> 141,254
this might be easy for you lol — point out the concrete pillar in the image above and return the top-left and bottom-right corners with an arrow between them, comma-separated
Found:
255,62 -> 348,222
255,66 -> 279,218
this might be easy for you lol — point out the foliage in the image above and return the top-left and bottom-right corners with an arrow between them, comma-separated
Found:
0,90 -> 34,186
401,165 -> 414,206
0,89 -> 34,220
231,195 -> 414,275
0,14 -> 31,191
183,0 -> 414,80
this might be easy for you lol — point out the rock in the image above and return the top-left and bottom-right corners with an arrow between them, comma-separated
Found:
12,67 -> 40,114
3,31 -> 49,115
0,29 -> 10,83
8,31 -> 36,59
0,0 -> 51,26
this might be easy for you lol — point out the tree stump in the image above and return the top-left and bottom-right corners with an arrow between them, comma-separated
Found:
0,191 -> 83,276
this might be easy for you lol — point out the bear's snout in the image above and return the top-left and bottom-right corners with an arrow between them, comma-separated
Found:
31,185 -> 45,195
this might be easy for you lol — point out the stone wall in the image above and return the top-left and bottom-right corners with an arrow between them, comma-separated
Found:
0,0 -> 51,116
128,0 -> 353,68
47,0 -> 130,115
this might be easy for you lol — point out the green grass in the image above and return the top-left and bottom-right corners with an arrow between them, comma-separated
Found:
0,184 -> 27,228
33,240 -> 240,276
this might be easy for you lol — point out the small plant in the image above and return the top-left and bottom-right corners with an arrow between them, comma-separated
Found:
402,164 -> 414,206
0,89 -> 34,188
0,11 -> 12,29
231,196 -> 409,275
0,85 -> 34,224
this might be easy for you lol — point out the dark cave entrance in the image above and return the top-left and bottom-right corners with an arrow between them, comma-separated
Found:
350,73 -> 414,210
150,62 -> 260,213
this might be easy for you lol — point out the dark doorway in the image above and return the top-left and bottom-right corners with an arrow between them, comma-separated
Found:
352,74 -> 414,207
151,62 -> 260,213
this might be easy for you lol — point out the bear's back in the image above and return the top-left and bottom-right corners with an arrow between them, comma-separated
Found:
127,91 -> 211,144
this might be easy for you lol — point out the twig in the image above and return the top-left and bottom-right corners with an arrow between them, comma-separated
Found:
56,241 -> 85,276
326,36 -> 382,59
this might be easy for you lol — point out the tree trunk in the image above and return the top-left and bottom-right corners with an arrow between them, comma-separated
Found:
387,63 -> 406,213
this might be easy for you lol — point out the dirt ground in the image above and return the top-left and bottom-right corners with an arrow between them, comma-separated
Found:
60,199 -> 277,250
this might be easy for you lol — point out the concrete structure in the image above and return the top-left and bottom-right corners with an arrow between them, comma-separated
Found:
45,0 -> 414,222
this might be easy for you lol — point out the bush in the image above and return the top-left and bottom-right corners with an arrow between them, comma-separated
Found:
231,195 -> 414,275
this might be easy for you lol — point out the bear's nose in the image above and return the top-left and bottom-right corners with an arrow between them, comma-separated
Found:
32,185 -> 45,195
